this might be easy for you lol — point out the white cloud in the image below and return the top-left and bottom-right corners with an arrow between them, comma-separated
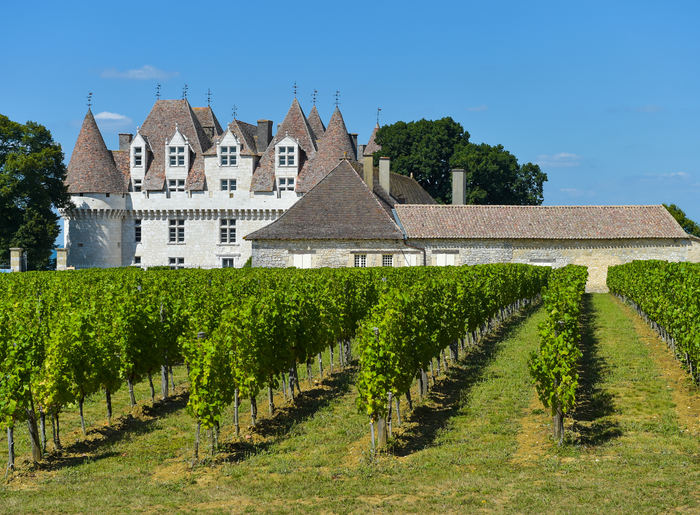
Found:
641,172 -> 691,180
94,111 -> 130,121
100,65 -> 179,80
93,111 -> 133,133
465,105 -> 488,112
635,105 -> 665,113
536,152 -> 583,168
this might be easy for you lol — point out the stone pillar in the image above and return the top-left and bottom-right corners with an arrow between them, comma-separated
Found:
56,248 -> 69,271
363,155 -> 374,189
452,169 -> 466,205
10,248 -> 23,272
379,157 -> 391,194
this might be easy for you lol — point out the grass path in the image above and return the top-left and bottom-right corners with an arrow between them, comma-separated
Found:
4,294 -> 700,514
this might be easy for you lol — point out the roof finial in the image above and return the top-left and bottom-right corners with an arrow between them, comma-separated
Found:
311,89 -> 318,106
293,81 -> 298,98
206,88 -> 212,107
232,105 -> 237,120
156,83 -> 161,100
377,108 -> 382,125
334,91 -> 340,107
87,92 -> 93,108
182,84 -> 188,100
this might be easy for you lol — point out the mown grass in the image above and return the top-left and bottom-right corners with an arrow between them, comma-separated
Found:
3,294 -> 700,514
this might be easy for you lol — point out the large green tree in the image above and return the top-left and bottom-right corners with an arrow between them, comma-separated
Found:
374,117 -> 546,205
663,203 -> 700,237
0,115 -> 71,270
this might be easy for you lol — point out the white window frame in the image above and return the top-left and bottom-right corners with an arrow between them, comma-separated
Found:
382,254 -> 393,267
293,254 -> 313,269
134,219 -> 142,243
132,178 -> 142,192
222,257 -> 236,268
278,177 -> 295,191
354,254 -> 367,268
220,219 -> 236,244
168,179 -> 185,192
435,253 -> 457,266
169,219 -> 185,243
220,146 -> 238,166
133,146 -> 143,167
169,146 -> 185,167
169,257 -> 185,270
277,146 -> 296,167
221,179 -> 237,191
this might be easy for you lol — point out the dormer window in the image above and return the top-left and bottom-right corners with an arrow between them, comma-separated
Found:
278,177 -> 295,191
169,179 -> 185,192
278,146 -> 295,166
133,147 -> 143,167
169,146 -> 185,166
220,146 -> 237,166
133,179 -> 142,192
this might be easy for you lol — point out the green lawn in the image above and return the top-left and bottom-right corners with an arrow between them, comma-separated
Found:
3,294 -> 700,514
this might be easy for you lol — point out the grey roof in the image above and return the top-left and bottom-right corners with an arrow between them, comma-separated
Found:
308,105 -> 326,141
395,205 -> 690,240
246,160 -> 403,241
363,123 -> 381,156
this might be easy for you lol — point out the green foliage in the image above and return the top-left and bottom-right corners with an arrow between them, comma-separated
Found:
528,265 -> 588,417
0,115 -> 73,270
373,117 -> 546,205
663,203 -> 700,238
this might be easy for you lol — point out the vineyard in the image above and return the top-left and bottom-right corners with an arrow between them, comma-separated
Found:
4,262 -> 700,514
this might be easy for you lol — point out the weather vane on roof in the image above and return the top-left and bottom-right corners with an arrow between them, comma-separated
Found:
87,92 -> 93,108
156,83 -> 161,100
207,88 -> 212,106
334,91 -> 340,107
311,90 -> 318,106
293,82 -> 298,98
232,105 -> 237,120
182,84 -> 188,100
377,108 -> 382,124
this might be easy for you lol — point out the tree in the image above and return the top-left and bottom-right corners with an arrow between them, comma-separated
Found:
663,203 -> 700,237
374,117 -> 547,205
0,115 -> 72,270
450,143 -> 547,205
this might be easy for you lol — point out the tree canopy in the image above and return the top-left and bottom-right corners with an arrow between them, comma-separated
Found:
663,203 -> 700,238
0,115 -> 72,270
374,117 -> 546,205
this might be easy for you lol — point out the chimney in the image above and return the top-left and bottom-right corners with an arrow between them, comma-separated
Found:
257,120 -> 273,152
119,134 -> 133,151
363,155 -> 373,188
452,169 -> 466,205
350,133 -> 358,160
379,157 -> 390,194
358,144 -> 366,159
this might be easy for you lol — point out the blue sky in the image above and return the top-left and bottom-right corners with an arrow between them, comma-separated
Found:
2,1 -> 699,245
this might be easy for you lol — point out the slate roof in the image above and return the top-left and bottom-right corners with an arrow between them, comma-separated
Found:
192,107 -> 224,137
308,105 -> 326,141
375,170 -> 437,205
363,123 -> 381,156
140,99 -> 213,191
66,109 -> 128,194
250,98 -> 318,192
246,160 -> 403,241
297,107 -> 357,193
110,150 -> 131,191
203,119 -> 259,157
395,205 -> 690,240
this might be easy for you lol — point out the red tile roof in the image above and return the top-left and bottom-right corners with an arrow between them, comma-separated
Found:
297,107 -> 357,192
395,205 -> 689,240
192,106 -> 224,137
246,160 -> 403,241
250,98 -> 318,192
308,105 -> 326,142
363,123 -> 381,156
66,109 -> 128,194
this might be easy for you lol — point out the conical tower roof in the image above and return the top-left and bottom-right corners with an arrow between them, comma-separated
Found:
308,105 -> 326,141
66,109 -> 127,194
251,98 -> 318,191
297,107 -> 357,192
363,123 -> 381,156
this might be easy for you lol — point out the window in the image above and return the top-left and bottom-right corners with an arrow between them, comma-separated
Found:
133,147 -> 143,167
133,179 -> 142,192
220,146 -> 237,166
354,254 -> 367,268
169,146 -> 185,166
134,256 -> 141,265
382,255 -> 393,267
168,179 -> 185,192
221,179 -> 237,191
435,253 -> 457,266
169,219 -> 185,243
220,219 -> 236,243
278,146 -> 295,166
222,258 -> 235,268
169,257 -> 185,270
278,177 -> 295,191
134,219 -> 142,243
293,254 -> 313,269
